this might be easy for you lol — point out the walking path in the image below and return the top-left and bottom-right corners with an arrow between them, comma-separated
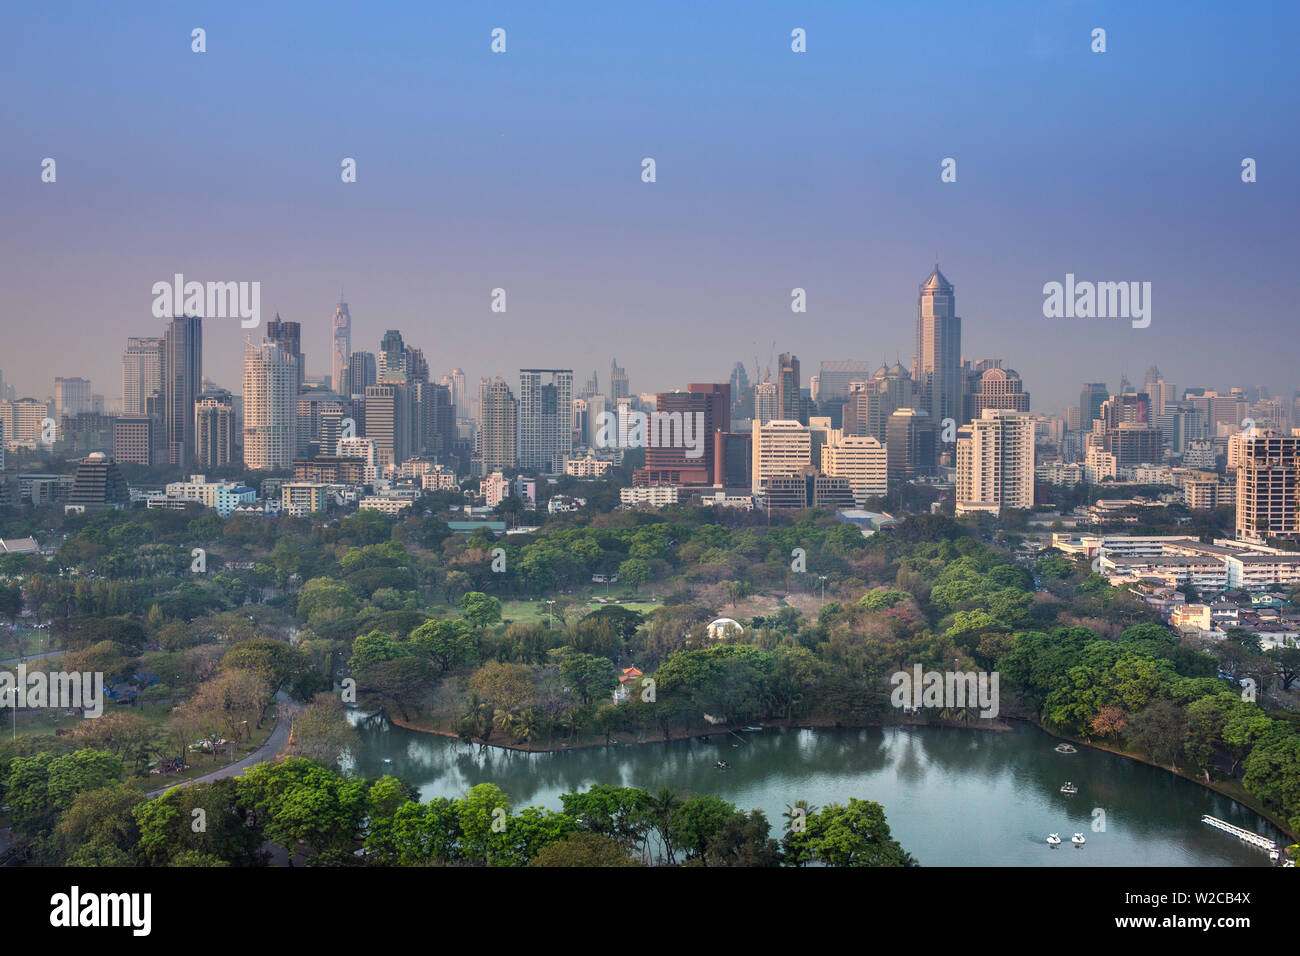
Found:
146,692 -> 298,799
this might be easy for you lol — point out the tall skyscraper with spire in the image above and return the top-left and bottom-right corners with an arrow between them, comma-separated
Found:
913,265 -> 962,429
332,299 -> 351,395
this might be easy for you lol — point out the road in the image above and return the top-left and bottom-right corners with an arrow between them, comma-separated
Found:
146,692 -> 298,799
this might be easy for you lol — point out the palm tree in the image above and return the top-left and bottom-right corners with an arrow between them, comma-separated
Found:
783,799 -> 818,834
645,788 -> 682,865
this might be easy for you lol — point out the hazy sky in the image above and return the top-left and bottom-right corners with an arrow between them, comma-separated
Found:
3,1 -> 1297,412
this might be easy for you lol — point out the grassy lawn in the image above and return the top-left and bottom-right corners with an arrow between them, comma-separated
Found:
0,627 -> 64,661
0,697 -> 277,789
500,595 -> 660,625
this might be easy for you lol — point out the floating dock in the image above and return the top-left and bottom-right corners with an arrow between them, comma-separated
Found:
1201,815 -> 1277,851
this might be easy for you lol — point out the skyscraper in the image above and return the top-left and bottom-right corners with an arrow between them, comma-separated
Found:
332,299 -> 351,395
242,340 -> 297,470
608,358 -> 629,406
777,353 -> 801,422
451,369 -> 467,420
347,351 -> 377,397
265,314 -> 304,392
195,392 -> 236,468
1080,383 -> 1109,429
378,330 -> 408,382
163,315 -> 202,468
913,266 -> 962,429
122,337 -> 164,416
754,379 -> 778,424
54,377 -> 92,418
481,377 -> 518,474
364,382 -> 411,468
519,369 -> 574,474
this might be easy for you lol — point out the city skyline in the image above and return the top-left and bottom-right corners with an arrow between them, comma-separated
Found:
2,2 -> 1298,409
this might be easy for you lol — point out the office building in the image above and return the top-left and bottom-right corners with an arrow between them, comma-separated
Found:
113,417 -> 154,466
913,266 -> 962,430
777,353 -> 801,422
163,315 -> 203,467
822,435 -> 888,506
347,350 -> 377,397
886,408 -> 937,480
635,383 -> 730,486
122,337 -> 164,416
65,453 -> 128,511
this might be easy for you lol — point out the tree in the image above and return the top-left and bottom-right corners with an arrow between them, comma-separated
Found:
1128,699 -> 1187,768
617,558 -> 651,594
289,693 -> 360,765
554,650 -> 617,708
786,799 -> 915,867
528,831 -> 641,867
409,618 -> 480,673
460,592 -> 503,629
237,757 -> 368,863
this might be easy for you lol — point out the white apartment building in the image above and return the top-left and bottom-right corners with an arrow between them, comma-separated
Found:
163,475 -> 257,516
620,486 -> 679,508
243,341 -> 298,470
822,435 -> 888,506
484,471 -> 510,507
565,455 -> 613,478
955,409 -> 1034,515
751,419 -> 811,496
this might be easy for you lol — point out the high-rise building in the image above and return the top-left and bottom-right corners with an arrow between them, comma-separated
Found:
777,353 -> 801,422
754,379 -> 778,424
886,408 -> 937,480
608,358 -> 629,406
844,362 -> 913,440
972,366 -> 1030,416
751,419 -> 812,495
635,383 -> 730,486
364,382 -> 412,468
163,315 -> 202,468
406,346 -> 429,383
54,377 -> 92,418
242,341 -> 297,471
913,266 -> 962,430
264,315 -> 304,392
0,398 -> 48,443
480,377 -> 517,474
518,369 -> 573,474
113,417 -> 154,466
378,330 -> 408,383
1235,431 -> 1300,544
1080,383 -> 1109,429
815,361 -> 873,402
332,299 -> 351,395
822,435 -> 888,505
195,392 -> 236,468
955,408 -> 1035,515
347,351 -> 377,397
122,337 -> 164,417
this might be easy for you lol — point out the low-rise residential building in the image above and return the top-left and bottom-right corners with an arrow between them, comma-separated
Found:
620,486 -> 679,508
163,475 -> 258,516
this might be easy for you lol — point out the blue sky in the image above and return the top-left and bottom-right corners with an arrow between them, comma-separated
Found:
1,0 -> 1296,410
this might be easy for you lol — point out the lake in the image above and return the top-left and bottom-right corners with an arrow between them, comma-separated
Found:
345,712 -> 1289,866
